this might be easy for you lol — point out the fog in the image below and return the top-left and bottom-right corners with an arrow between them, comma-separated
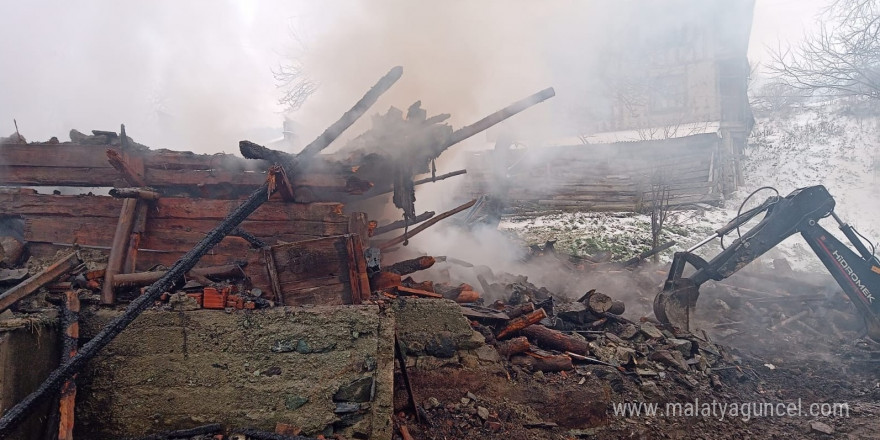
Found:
2,0 -> 824,153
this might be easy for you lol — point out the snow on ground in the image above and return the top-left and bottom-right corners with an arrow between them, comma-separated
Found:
501,102 -> 880,271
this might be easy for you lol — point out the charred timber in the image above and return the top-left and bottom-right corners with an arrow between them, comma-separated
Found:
520,324 -> 590,356
102,198 -> 138,304
454,289 -> 480,303
369,170 -> 468,198
0,251 -> 81,313
511,354 -> 573,372
434,88 -> 555,157
506,302 -> 536,319
372,211 -> 435,236
496,308 -> 548,339
231,227 -> 268,249
57,290 -> 79,440
369,271 -> 402,291
607,300 -> 626,315
109,188 -> 161,200
434,282 -> 471,300
386,256 -> 436,275
495,336 -> 530,358
396,286 -> 443,298
112,264 -> 245,287
578,290 -> 614,314
378,199 -> 476,250
240,66 -> 404,174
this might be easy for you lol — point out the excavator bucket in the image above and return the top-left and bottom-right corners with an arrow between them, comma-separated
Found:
653,279 -> 700,331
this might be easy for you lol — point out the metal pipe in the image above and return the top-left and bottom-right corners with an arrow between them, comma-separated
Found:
686,233 -> 718,253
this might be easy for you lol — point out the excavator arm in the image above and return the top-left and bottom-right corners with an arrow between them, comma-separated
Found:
654,185 -> 880,340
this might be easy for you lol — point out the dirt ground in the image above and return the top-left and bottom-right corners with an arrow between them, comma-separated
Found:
391,267 -> 880,440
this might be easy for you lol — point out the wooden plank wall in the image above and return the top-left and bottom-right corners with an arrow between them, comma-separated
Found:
0,192 -> 353,274
463,133 -> 722,212
0,143 -> 360,200
265,235 -> 370,306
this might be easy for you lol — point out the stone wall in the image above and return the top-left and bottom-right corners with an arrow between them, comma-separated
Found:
75,299 -> 489,439
76,306 -> 395,439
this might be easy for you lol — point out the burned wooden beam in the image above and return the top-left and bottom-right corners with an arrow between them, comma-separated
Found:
585,291 -> 613,314
435,88 -> 555,157
57,290 -> 79,440
394,334 -> 421,424
369,271 -> 402,292
112,264 -> 245,288
414,169 -> 467,186
368,170 -> 468,198
106,149 -> 146,187
433,282 -> 470,300
386,256 -> 436,275
109,187 -> 161,200
0,251 -> 81,313
520,325 -> 590,356
241,66 -> 404,174
123,201 -> 150,274
373,211 -> 435,236
577,290 -> 614,314
231,227 -> 268,249
268,165 -> 296,201
378,199 -> 476,250
495,336 -> 531,358
454,289 -> 479,303
396,286 -> 443,298
101,198 -> 139,304
496,308 -> 548,339
506,302 -> 536,319
607,300 -> 626,315
511,353 -> 573,372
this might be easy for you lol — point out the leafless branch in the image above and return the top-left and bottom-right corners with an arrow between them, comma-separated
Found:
768,0 -> 880,100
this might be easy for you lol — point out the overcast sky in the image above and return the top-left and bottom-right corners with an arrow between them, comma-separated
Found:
0,0 -> 830,154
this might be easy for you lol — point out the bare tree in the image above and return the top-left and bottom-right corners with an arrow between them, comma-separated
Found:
275,25 -> 319,112
274,61 -> 318,112
749,81 -> 811,115
649,172 -> 671,263
769,0 -> 880,100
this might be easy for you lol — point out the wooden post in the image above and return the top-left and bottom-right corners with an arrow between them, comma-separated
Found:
102,198 -> 138,304
58,290 -> 79,440
123,200 -> 149,274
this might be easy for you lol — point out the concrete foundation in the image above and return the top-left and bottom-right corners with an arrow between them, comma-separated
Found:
0,319 -> 60,440
76,306 -> 395,439
75,299 -> 484,439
